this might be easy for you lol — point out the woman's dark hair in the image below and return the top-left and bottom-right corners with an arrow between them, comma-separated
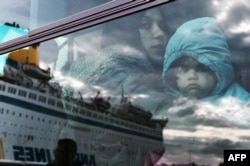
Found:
100,6 -> 168,51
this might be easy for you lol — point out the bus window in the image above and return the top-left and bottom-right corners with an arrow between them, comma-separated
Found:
0,1 -> 249,166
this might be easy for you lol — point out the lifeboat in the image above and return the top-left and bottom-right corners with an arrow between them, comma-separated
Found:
8,44 -> 52,81
93,97 -> 111,112
21,64 -> 52,81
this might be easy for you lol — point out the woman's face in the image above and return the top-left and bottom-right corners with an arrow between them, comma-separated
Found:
138,8 -> 167,66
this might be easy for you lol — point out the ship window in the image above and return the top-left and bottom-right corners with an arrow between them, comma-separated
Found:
79,109 -> 85,115
57,101 -> 63,108
48,98 -> 55,106
65,103 -> 72,110
39,95 -> 46,103
92,113 -> 97,119
18,90 -> 27,97
86,111 -> 91,117
8,87 -> 16,94
28,93 -> 37,100
0,84 -> 6,91
120,121 -> 124,126
99,115 -> 103,120
72,107 -> 78,113
115,120 -> 119,124
104,117 -> 109,122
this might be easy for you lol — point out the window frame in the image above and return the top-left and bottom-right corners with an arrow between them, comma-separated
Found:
0,0 -> 174,54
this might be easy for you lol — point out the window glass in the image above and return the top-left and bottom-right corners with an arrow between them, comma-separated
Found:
0,0 -> 111,42
29,0 -> 112,29
0,1 -> 249,166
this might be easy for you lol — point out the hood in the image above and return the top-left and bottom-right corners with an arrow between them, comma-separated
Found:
162,17 -> 235,96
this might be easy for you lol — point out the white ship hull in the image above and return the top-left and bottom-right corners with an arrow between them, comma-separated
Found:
0,81 -> 164,166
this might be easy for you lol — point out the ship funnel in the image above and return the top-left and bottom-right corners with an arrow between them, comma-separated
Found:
8,44 -> 40,66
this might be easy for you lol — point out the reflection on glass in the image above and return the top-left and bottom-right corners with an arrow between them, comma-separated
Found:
0,1 -> 250,166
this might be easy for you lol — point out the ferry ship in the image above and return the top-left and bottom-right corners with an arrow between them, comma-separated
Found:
0,25 -> 168,166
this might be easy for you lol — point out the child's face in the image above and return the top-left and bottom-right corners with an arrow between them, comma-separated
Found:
176,64 -> 217,99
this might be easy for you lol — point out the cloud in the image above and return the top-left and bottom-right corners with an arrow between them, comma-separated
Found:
161,124 -> 249,165
158,94 -> 250,165
200,139 -> 241,154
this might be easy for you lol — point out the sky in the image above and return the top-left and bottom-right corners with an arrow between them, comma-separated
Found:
157,97 -> 250,165
1,0 -> 250,166
0,0 -> 30,30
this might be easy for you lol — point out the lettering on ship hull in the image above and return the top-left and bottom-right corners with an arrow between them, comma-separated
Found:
13,146 -> 96,165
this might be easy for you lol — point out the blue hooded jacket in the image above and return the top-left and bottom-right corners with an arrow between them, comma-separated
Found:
162,17 -> 250,104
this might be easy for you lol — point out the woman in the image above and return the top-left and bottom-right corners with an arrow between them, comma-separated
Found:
69,7 -> 170,113
100,7 -> 168,72
69,7 -> 170,166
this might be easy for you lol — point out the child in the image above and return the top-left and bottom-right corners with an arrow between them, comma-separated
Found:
162,17 -> 250,104
166,56 -> 217,99
155,17 -> 250,166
